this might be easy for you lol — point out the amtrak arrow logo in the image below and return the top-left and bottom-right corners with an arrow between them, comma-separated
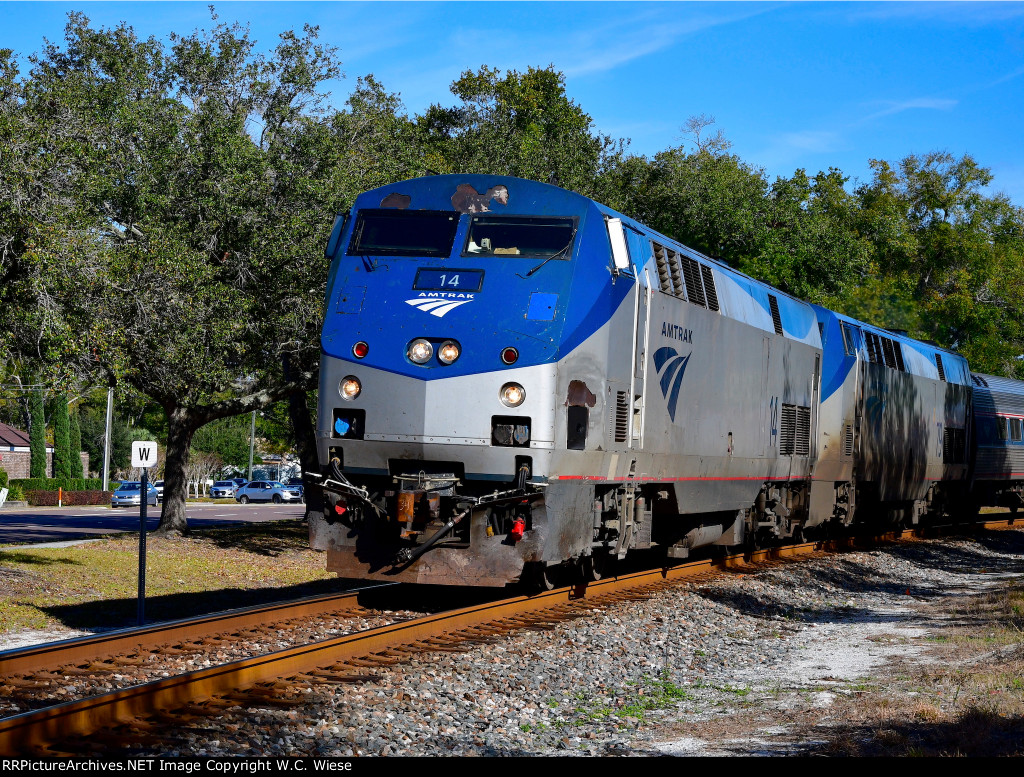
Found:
654,346 -> 691,422
405,297 -> 473,317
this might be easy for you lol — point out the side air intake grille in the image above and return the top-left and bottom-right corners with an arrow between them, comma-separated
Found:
654,245 -> 673,295
650,241 -> 719,314
943,427 -> 965,464
780,404 -> 796,455
768,295 -> 784,336
795,406 -> 811,456
614,391 -> 630,443
936,354 -> 947,382
780,404 -> 811,456
700,264 -> 719,311
843,423 -> 855,457
682,256 -> 706,307
864,331 -> 909,373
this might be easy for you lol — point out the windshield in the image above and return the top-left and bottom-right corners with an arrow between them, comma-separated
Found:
214,481 -> 233,486
116,484 -> 138,492
271,482 -> 284,488
349,209 -> 459,257
463,216 -> 575,258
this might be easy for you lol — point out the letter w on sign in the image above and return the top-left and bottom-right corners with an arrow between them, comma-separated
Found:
131,441 -> 158,469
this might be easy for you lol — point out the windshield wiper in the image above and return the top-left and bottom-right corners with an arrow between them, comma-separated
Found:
519,234 -> 576,279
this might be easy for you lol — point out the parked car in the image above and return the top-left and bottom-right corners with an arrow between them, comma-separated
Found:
285,477 -> 305,498
231,478 -> 248,489
235,480 -> 303,504
153,480 -> 165,500
210,480 -> 237,498
111,481 -> 159,508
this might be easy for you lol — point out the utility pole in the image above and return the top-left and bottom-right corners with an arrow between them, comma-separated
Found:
247,410 -> 256,481
102,387 -> 113,491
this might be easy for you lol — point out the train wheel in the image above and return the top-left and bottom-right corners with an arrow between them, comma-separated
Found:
584,552 -> 610,582
526,562 -> 559,592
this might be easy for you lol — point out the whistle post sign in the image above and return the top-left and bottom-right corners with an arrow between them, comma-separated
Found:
131,441 -> 158,469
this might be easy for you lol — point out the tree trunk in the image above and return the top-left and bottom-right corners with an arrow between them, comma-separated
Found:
283,355 -> 322,519
157,405 -> 199,535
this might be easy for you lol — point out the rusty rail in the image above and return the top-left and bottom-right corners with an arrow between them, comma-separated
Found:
2,519 -> 1020,754
0,588 -> 386,678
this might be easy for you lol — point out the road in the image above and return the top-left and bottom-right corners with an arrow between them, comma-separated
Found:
0,501 -> 307,546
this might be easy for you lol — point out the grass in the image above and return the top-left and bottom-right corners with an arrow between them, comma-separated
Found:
562,673 -> 695,727
819,579 -> 1024,756
0,520 -> 337,634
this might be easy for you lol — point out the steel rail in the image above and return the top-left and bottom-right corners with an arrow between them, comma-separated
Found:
2,518 -> 1019,754
0,588 -> 386,678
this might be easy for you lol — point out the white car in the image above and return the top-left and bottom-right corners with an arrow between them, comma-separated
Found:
111,482 -> 159,508
210,480 -> 237,498
235,480 -> 303,504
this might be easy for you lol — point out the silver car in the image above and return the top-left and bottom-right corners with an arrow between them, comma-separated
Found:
235,480 -> 303,504
210,480 -> 237,498
111,481 -> 159,508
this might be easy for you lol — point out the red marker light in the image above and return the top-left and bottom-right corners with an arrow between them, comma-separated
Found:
352,342 -> 369,358
501,347 -> 519,365
509,518 -> 526,542
334,504 -> 347,516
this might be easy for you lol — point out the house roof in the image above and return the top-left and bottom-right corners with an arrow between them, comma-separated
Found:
0,421 -> 53,450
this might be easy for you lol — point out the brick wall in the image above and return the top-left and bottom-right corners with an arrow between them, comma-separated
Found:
0,451 -> 91,479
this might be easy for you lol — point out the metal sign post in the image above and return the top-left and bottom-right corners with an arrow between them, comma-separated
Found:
131,441 -> 158,626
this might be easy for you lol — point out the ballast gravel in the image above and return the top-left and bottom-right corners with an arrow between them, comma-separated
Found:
142,529 -> 1024,757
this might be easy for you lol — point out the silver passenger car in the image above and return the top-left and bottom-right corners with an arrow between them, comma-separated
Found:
111,482 -> 159,508
235,481 -> 303,504
210,480 -> 236,498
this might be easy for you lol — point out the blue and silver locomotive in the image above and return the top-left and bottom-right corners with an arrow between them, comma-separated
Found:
310,175 -> 1013,587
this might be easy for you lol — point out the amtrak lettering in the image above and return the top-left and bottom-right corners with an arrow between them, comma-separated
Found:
661,322 -> 694,343
405,292 -> 475,318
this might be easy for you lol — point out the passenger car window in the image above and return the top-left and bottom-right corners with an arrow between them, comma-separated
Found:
463,216 -> 575,258
1013,418 -> 1023,442
349,210 -> 459,258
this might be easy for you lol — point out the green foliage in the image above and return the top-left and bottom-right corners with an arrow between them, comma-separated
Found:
11,477 -> 104,491
29,389 -> 46,478
52,393 -> 73,480
853,152 -> 1024,376
0,468 -> 7,488
192,415 -> 252,467
418,66 -> 622,197
69,408 -> 84,478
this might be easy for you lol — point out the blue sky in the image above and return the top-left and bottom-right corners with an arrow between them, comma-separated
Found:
2,1 -> 1023,204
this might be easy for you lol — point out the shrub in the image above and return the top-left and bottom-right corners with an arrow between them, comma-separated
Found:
0,468 -> 8,489
24,490 -> 112,506
11,477 -> 104,492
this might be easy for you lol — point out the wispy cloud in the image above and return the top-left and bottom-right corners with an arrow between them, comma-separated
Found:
858,98 -> 958,124
985,65 -> 1024,90
559,8 -> 771,78
753,130 -> 844,171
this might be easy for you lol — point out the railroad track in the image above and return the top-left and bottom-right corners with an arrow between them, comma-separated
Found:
1,518 -> 1019,755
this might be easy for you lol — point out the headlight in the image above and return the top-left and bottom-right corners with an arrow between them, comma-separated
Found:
339,376 -> 361,400
500,382 -> 526,407
408,339 -> 433,364
438,340 -> 461,365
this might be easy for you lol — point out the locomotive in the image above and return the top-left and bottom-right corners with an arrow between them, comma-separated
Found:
310,175 -> 1021,587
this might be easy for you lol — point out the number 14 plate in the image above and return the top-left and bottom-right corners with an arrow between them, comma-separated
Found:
413,268 -> 484,292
